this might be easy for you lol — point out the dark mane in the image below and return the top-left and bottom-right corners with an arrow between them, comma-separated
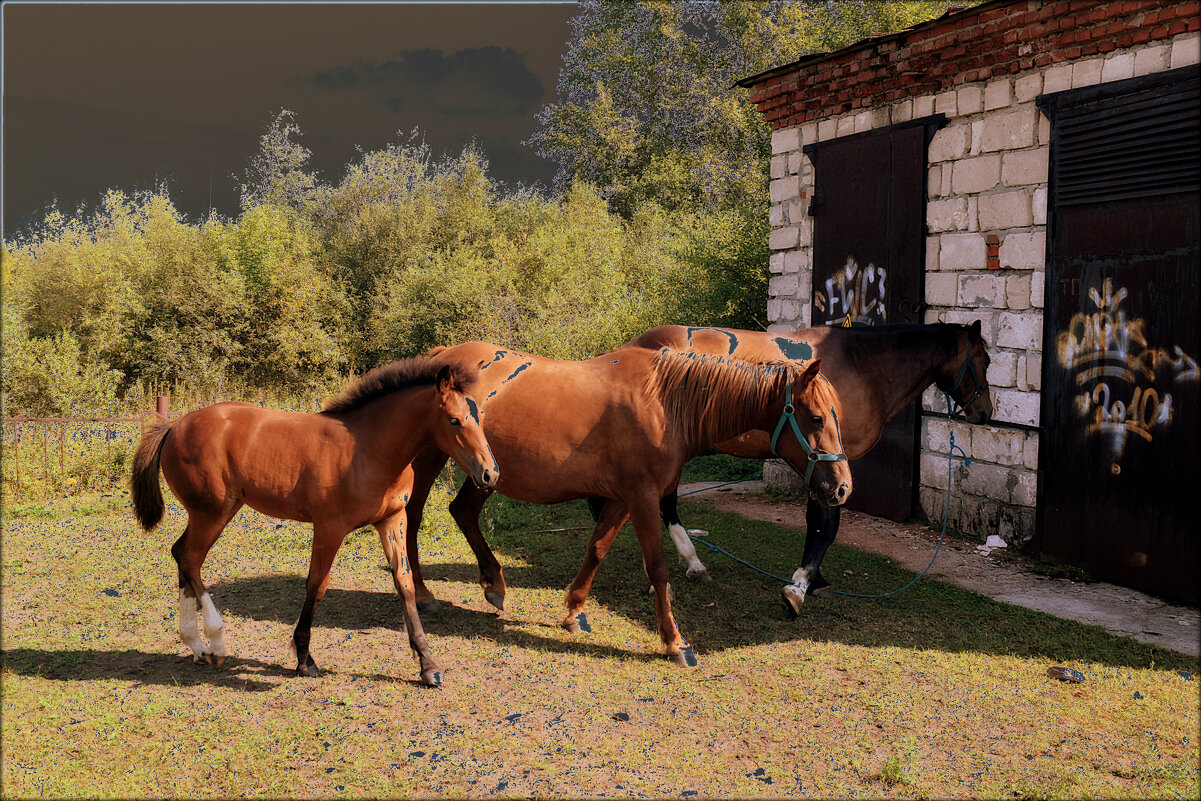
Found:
647,350 -> 798,450
322,357 -> 458,414
832,322 -> 983,363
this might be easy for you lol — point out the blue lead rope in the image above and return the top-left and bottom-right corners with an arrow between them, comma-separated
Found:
683,392 -> 970,599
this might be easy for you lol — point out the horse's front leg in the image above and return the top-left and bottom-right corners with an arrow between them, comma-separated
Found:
448,479 -> 504,611
402,448 -> 449,613
782,500 -> 841,617
376,511 -> 442,687
292,523 -> 349,677
562,500 -> 629,634
631,496 -> 697,667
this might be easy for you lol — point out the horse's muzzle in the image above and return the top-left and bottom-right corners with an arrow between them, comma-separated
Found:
475,465 -> 500,488
826,481 -> 852,506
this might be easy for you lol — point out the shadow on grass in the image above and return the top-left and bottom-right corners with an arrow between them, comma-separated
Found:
0,647 -> 298,691
407,499 -> 1198,672
168,498 -> 1195,674
0,644 -> 472,689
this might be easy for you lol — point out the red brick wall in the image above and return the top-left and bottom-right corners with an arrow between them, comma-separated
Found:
745,0 -> 1199,128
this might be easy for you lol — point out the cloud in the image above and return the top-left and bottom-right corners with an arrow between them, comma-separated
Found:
309,46 -> 545,118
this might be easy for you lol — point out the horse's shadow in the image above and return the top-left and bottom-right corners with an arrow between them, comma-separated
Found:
205,572 -> 665,664
0,646 -> 293,690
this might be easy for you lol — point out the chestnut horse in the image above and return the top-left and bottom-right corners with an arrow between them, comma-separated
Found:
392,343 -> 851,667
130,359 -> 499,686
623,322 -> 993,613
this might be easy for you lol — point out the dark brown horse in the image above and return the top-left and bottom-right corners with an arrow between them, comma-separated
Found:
130,359 -> 499,686
391,343 -> 851,666
623,322 -> 993,613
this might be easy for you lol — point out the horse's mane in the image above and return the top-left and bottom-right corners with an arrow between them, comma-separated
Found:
647,350 -> 802,450
322,357 -> 460,414
828,322 -> 984,368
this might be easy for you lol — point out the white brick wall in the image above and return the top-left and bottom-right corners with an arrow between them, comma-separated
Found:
762,31 -> 1200,544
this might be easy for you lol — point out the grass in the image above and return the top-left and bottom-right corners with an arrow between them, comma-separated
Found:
2,467 -> 1198,799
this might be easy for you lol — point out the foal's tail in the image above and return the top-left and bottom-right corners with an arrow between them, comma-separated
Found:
131,414 -> 172,531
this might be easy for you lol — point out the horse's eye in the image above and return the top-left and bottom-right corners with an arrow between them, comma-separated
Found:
810,415 -> 823,426
449,417 -> 462,427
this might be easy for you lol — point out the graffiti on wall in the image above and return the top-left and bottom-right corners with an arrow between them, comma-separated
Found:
1057,277 -> 1198,460
814,257 -> 887,326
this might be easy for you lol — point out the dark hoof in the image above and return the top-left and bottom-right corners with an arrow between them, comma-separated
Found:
484,589 -> 505,611
670,645 -> 698,668
811,585 -> 836,600
416,597 -> 441,615
298,654 -> 319,678
563,612 -> 591,633
781,586 -> 804,619
422,669 -> 443,687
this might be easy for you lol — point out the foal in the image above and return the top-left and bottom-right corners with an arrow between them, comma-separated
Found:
131,359 -> 498,685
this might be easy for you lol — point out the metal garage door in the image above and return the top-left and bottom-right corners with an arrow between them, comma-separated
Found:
803,116 -> 943,522
1037,67 -> 1200,603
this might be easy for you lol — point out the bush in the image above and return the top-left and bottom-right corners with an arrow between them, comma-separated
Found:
3,117 -> 770,411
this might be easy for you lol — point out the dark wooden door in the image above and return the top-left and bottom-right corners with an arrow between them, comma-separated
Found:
1037,68 -> 1200,604
804,118 -> 940,521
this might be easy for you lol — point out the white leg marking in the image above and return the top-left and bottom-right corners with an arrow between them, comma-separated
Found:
787,569 -> 816,600
178,589 -> 205,660
199,592 -> 226,659
668,523 -> 708,579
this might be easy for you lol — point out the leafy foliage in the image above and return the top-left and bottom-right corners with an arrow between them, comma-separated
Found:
529,0 -> 958,217
4,3 -> 957,411
2,113 -> 768,409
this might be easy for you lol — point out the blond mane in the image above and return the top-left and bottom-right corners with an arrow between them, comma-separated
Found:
647,350 -> 798,450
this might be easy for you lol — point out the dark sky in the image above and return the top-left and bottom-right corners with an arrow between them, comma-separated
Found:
1,2 -> 578,237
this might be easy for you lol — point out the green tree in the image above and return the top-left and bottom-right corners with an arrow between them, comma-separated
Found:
213,204 -> 348,390
530,0 -> 959,217
240,109 -> 319,215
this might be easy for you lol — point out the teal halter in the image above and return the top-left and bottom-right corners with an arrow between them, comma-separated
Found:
769,380 -> 848,488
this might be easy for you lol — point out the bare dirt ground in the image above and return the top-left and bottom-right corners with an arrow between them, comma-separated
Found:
682,480 -> 1200,658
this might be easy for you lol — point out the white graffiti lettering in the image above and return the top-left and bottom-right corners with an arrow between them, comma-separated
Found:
814,257 -> 887,326
1057,277 -> 1196,459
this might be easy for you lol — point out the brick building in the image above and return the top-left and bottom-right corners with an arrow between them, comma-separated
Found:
737,0 -> 1199,601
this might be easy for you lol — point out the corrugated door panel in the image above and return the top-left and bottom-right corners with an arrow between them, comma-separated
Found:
1041,67 -> 1201,204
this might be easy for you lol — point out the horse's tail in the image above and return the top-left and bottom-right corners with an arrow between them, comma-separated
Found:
130,414 -> 172,531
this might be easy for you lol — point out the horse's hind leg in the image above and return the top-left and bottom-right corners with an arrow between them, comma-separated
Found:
403,448 -> 449,613
783,501 -> 840,617
377,512 -> 442,686
171,503 -> 241,665
563,501 -> 629,634
660,490 -> 709,581
448,479 -> 505,611
292,524 -> 349,677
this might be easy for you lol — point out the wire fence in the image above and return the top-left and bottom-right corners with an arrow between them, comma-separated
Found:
1,398 -> 171,501
2,416 -> 149,500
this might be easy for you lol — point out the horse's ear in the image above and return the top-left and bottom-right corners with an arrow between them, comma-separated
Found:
435,364 -> 454,395
969,320 -> 982,339
797,358 -> 822,388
